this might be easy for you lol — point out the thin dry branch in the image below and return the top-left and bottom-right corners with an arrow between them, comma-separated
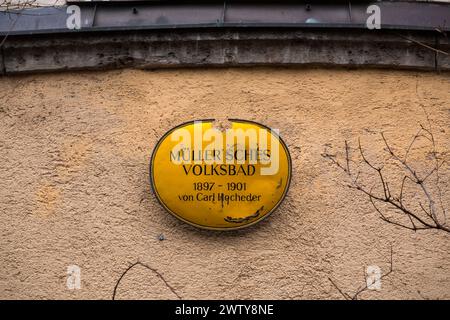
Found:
0,0 -> 58,10
322,125 -> 449,234
329,246 -> 394,300
0,1 -> 62,49
395,32 -> 449,56
112,261 -> 181,300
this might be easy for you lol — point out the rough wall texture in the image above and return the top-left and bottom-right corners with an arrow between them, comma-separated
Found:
0,67 -> 449,300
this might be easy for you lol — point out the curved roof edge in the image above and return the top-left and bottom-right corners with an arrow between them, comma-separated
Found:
1,28 -> 449,74
0,2 -> 449,36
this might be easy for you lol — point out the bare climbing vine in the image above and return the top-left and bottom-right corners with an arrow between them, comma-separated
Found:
0,0 -> 61,10
0,1 -> 62,49
112,261 -> 181,300
322,122 -> 449,234
328,246 -> 394,300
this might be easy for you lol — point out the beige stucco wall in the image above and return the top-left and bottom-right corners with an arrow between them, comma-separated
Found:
0,67 -> 449,299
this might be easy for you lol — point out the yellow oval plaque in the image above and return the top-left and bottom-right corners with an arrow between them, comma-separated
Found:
150,119 -> 291,230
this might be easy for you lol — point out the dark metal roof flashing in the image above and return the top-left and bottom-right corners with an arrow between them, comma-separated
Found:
0,1 -> 449,74
0,1 -> 449,36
